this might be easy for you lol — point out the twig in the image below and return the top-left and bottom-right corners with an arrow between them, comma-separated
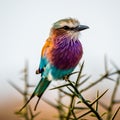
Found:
111,106 -> 120,120
106,75 -> 120,120
68,80 -> 103,120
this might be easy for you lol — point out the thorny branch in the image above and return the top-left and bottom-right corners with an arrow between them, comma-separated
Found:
10,58 -> 120,120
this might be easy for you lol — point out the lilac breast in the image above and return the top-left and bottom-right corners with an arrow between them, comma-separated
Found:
48,37 -> 83,70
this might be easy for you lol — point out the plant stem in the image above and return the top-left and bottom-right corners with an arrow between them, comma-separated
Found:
68,80 -> 103,120
106,75 -> 120,120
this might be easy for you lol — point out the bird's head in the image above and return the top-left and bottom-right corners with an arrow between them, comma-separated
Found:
50,18 -> 89,39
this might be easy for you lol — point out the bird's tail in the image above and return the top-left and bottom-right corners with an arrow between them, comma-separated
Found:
19,77 -> 51,111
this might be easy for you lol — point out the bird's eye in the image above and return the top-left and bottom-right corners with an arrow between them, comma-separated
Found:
62,26 -> 70,30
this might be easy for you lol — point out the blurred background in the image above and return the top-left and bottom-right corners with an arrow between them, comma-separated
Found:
0,0 -> 120,120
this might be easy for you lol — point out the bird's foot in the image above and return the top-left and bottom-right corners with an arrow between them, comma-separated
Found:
36,69 -> 41,74
36,68 -> 44,74
63,75 -> 69,81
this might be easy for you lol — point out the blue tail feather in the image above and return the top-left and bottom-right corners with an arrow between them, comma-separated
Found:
19,77 -> 51,111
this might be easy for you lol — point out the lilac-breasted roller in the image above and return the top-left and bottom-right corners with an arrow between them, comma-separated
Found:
20,18 -> 89,111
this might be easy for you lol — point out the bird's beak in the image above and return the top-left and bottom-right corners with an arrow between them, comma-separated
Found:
75,25 -> 89,31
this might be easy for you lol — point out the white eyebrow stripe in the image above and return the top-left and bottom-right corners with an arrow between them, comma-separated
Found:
59,22 -> 79,28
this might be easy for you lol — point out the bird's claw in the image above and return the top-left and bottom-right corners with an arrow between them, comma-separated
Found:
63,75 -> 69,81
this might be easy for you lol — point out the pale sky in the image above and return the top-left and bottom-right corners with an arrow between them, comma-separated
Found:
0,0 -> 120,107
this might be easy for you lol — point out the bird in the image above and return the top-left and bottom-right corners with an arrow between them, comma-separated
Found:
19,18 -> 89,111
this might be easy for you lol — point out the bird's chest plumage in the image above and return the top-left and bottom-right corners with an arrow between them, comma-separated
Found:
47,37 -> 83,70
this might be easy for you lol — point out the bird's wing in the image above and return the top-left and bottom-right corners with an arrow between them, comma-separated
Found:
36,38 -> 53,74
41,38 -> 52,57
